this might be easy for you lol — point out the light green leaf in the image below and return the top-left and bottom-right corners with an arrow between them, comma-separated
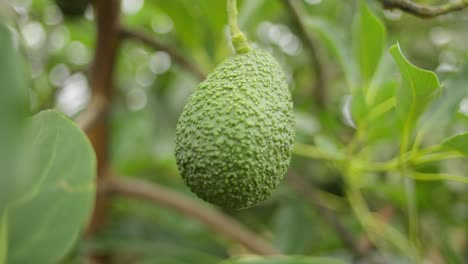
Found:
305,18 -> 357,89
389,43 -> 440,149
353,1 -> 386,85
442,132 -> 468,156
219,256 -> 346,264
7,110 -> 96,264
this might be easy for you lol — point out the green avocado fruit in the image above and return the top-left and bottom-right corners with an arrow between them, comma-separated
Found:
175,49 -> 295,209
55,0 -> 89,17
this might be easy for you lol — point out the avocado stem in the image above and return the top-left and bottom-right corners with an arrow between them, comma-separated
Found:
227,0 -> 252,54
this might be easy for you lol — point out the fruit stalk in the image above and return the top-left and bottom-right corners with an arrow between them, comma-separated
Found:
227,0 -> 251,54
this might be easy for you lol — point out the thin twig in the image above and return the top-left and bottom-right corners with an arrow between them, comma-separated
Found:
120,26 -> 206,81
281,0 -> 326,108
379,0 -> 468,18
105,176 -> 281,256
286,174 -> 367,258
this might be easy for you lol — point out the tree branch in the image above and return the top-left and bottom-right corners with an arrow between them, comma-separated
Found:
86,0 -> 121,235
120,26 -> 207,81
76,93 -> 108,132
378,0 -> 468,18
286,174 -> 367,258
104,176 -> 280,256
281,0 -> 326,108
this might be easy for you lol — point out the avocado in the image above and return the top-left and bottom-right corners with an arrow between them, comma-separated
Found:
175,49 -> 295,209
55,0 -> 89,17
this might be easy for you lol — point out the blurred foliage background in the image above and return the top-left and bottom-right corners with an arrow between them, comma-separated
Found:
4,0 -> 468,263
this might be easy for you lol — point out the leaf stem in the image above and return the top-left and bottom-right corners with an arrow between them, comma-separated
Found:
412,151 -> 463,164
227,0 -> 251,54
404,177 -> 421,259
346,184 -> 417,260
410,172 -> 468,184
293,143 -> 345,161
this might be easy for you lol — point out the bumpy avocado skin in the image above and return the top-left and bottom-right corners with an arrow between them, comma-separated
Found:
175,49 -> 295,209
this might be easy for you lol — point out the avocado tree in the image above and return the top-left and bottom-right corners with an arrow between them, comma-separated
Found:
1,0 -> 467,263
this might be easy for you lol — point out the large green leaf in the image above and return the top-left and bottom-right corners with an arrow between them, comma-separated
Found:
389,43 -> 440,145
353,1 -> 386,85
219,256 -> 346,264
6,110 -> 96,264
0,21 -> 30,217
442,132 -> 468,155
0,19 -> 96,263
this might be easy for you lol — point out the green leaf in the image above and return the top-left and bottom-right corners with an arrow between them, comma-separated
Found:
305,18 -> 357,89
389,43 -> 440,149
418,63 -> 468,133
0,22 -> 30,127
353,1 -> 386,85
0,213 -> 7,264
219,256 -> 346,264
442,132 -> 468,155
273,203 -> 314,254
7,110 -> 96,264
0,21 -> 30,217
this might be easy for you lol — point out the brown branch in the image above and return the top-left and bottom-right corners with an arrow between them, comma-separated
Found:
379,0 -> 468,18
76,94 -> 108,132
120,26 -> 207,81
104,175 -> 280,256
286,174 -> 367,258
281,0 -> 326,108
86,0 -> 121,236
